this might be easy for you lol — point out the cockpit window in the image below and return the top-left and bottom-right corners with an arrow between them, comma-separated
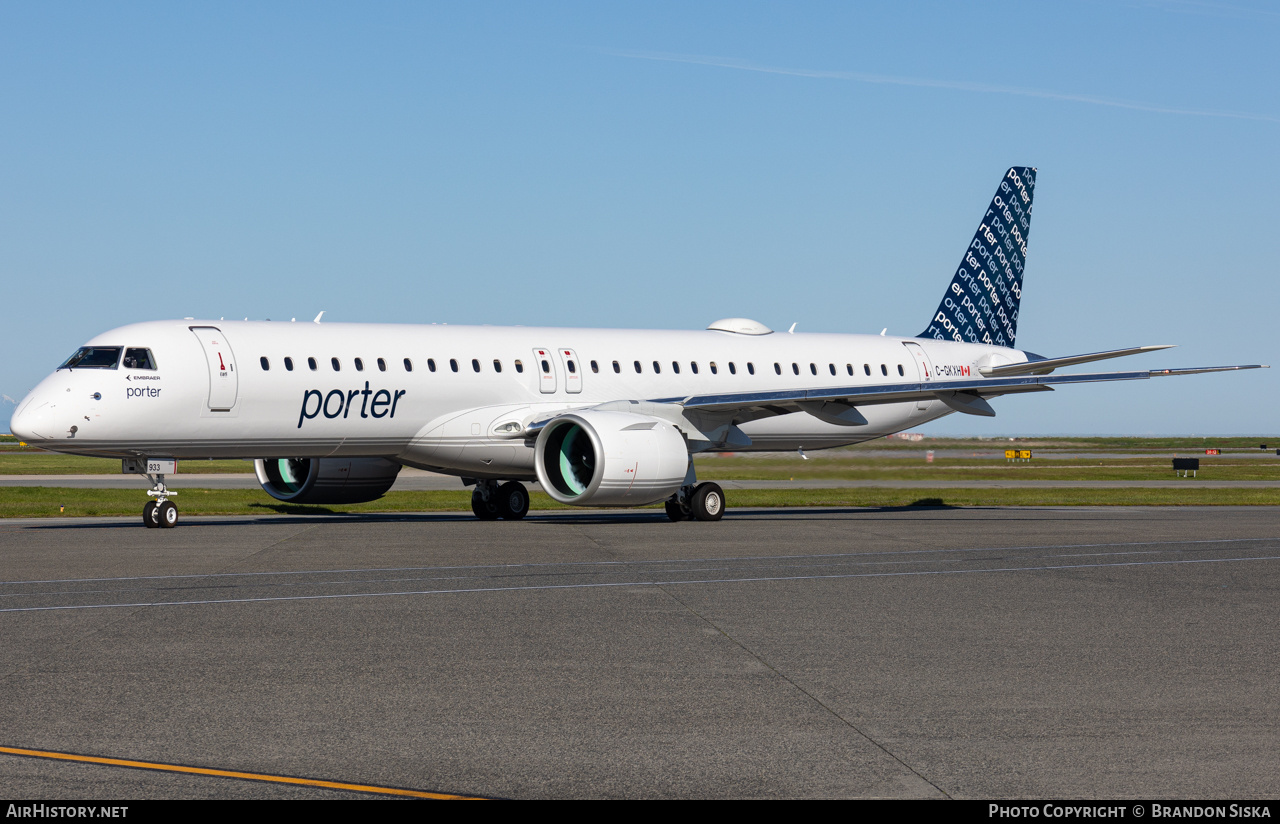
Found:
123,348 -> 157,370
59,347 -> 121,370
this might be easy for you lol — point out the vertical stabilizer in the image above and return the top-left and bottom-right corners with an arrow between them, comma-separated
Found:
920,167 -> 1035,347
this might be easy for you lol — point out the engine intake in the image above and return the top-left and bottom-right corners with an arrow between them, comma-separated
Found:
254,457 -> 401,504
534,411 -> 688,506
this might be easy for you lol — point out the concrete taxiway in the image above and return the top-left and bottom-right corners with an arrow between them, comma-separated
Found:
1,506 -> 1277,798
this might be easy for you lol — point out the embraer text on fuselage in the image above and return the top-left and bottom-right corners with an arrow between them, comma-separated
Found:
298,382 -> 407,428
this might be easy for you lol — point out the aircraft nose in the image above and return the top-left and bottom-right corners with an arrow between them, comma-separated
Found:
9,394 -> 47,442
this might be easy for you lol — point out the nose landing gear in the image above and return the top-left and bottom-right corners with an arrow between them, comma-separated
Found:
124,459 -> 179,529
141,476 -> 178,528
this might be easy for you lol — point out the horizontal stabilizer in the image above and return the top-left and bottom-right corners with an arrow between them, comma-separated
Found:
980,345 -> 1175,377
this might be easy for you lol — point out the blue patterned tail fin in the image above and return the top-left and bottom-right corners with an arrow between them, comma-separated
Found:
919,167 -> 1036,347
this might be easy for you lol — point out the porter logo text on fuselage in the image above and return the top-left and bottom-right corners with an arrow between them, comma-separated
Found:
298,382 -> 406,428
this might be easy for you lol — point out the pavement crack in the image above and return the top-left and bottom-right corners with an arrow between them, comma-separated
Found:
654,583 -> 951,799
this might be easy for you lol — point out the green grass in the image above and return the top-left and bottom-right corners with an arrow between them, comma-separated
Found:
4,486 -> 1279,519
4,444 -> 1280,479
0,450 -> 253,474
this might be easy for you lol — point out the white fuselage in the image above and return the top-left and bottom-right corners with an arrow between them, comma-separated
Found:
10,320 -> 1025,480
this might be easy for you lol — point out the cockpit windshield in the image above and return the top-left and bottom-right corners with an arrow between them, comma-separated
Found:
58,346 -> 122,370
123,348 -> 156,369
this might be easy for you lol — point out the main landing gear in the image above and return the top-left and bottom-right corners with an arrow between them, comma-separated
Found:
141,475 -> 178,529
470,480 -> 530,521
665,481 -> 725,522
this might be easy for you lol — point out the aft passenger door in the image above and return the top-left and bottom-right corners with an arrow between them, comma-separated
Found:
557,348 -> 583,394
191,326 -> 238,411
902,341 -> 934,412
533,348 -> 558,394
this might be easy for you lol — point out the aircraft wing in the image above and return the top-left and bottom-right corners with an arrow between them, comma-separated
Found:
659,364 -> 1268,421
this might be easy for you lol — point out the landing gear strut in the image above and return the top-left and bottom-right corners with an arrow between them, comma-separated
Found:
470,480 -> 530,521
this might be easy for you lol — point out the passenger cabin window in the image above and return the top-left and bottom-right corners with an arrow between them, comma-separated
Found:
829,364 -> 836,376
747,362 -> 755,375
450,359 -> 459,372
774,363 -> 782,375
728,362 -> 736,375
354,358 -> 364,372
515,359 -> 524,373
634,361 -> 642,373
494,359 -> 502,373
898,364 -> 905,376
123,348 -> 156,370
377,358 -> 386,372
590,360 -> 599,374
710,362 -> 718,374
864,364 -> 871,376
810,363 -> 817,376
260,357 -> 269,371
472,358 -> 481,373
671,361 -> 679,374
652,361 -> 661,374
59,347 -> 121,370
612,361 -> 620,373
792,363 -> 800,375
567,360 -> 576,374
846,364 -> 853,376
428,358 -> 437,372
308,357 -> 317,371
691,362 -> 699,374
284,357 -> 294,372
542,359 -> 552,374
404,358 -> 413,372
331,357 -> 340,371
881,364 -> 888,376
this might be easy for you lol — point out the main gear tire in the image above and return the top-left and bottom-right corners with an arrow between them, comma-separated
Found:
690,483 -> 725,522
471,488 -> 501,520
497,482 -> 529,520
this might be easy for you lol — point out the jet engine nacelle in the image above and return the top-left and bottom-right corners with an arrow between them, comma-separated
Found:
534,411 -> 689,506
254,457 -> 402,504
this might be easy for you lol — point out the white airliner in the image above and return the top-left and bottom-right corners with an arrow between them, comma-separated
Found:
8,167 -> 1265,528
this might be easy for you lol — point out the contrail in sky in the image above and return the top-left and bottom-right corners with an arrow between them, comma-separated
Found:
601,49 -> 1280,124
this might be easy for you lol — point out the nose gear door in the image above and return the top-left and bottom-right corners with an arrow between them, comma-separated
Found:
191,326 -> 238,411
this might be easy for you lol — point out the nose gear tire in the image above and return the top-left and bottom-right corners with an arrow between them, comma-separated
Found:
158,501 -> 179,528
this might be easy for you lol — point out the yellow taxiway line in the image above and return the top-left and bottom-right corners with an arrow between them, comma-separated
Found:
0,745 -> 485,800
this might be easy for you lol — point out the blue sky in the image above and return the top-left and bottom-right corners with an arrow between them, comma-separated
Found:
3,1 -> 1276,435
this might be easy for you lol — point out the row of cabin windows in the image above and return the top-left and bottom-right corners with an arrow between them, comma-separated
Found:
259,355 -> 907,379
258,356 -> 523,374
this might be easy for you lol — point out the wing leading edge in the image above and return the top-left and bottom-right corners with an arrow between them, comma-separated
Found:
660,363 -> 1268,419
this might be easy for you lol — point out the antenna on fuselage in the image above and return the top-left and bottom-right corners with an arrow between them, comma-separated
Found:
880,328 -> 887,336
788,323 -> 797,334
314,311 -> 325,323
